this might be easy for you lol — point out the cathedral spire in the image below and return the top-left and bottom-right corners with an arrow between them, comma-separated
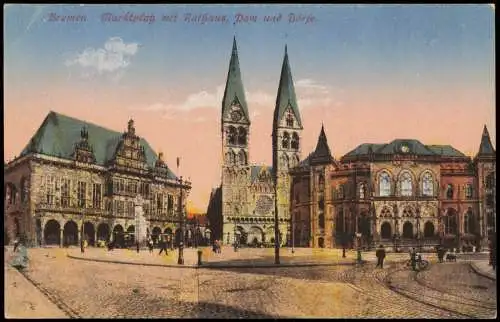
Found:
273,45 -> 302,131
477,124 -> 495,157
310,124 -> 333,165
222,37 -> 249,127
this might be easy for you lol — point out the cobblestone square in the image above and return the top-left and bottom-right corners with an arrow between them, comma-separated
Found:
4,247 -> 497,319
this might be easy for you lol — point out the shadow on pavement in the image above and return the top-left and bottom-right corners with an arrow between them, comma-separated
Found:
191,301 -> 279,319
201,255 -> 359,282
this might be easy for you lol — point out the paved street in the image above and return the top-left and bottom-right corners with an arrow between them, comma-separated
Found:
4,247 -> 497,318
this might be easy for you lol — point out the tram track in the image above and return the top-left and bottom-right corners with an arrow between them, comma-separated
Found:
381,263 -> 496,319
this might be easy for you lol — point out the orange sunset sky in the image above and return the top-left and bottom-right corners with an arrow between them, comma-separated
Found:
4,4 -> 495,213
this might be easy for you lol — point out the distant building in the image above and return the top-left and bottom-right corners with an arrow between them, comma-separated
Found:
185,213 -> 210,247
214,38 -> 302,246
4,111 -> 191,247
290,125 -> 496,251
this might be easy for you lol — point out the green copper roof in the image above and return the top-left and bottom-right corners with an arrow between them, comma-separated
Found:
344,139 -> 468,158
477,125 -> 495,156
427,145 -> 467,157
273,45 -> 302,130
221,37 -> 250,125
375,139 -> 436,156
343,143 -> 386,157
20,111 -> 178,179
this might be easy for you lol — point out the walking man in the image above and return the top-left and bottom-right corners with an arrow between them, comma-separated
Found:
375,244 -> 386,268
158,237 -> 168,256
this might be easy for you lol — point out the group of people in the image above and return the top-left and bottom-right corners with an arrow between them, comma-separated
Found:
148,235 -> 172,255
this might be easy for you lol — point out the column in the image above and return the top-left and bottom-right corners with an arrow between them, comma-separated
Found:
78,229 -> 82,245
59,228 -> 64,248
94,230 -> 98,246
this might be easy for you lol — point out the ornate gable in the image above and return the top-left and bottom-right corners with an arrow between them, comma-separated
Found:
110,119 -> 149,172
72,126 -> 96,163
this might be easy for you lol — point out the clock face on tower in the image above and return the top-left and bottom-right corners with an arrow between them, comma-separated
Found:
231,110 -> 242,122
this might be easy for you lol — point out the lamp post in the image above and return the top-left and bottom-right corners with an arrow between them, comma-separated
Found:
416,208 -> 421,252
80,206 -> 85,254
273,170 -> 280,265
291,211 -> 295,254
177,175 -> 185,265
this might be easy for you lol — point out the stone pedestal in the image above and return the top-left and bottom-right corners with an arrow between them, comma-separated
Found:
134,195 -> 147,246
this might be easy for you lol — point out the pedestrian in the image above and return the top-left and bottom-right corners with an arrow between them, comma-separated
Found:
136,241 -> 140,253
148,238 -> 154,253
13,236 -> 20,253
11,235 -> 29,271
437,245 -> 445,263
410,247 -> 417,271
375,244 -> 386,268
158,237 -> 168,256
212,240 -> 217,253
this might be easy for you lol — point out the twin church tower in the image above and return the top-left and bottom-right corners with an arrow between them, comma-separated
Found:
220,37 -> 303,245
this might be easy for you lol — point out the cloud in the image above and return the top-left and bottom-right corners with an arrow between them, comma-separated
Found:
295,78 -> 330,94
64,37 -> 140,77
131,78 -> 341,118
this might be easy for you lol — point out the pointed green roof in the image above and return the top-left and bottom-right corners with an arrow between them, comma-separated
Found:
273,45 -> 302,130
221,37 -> 250,125
19,111 -> 178,179
310,124 -> 334,165
477,125 -> 495,156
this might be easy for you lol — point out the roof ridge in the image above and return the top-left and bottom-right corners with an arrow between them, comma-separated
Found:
51,111 -> 124,137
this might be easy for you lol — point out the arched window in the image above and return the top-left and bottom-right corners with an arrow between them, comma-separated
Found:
379,172 -> 391,197
230,151 -> 237,165
20,177 -> 27,203
445,208 -> 457,235
400,172 -> 413,196
318,174 -> 325,191
424,222 -> 435,238
402,222 -> 414,239
238,150 -> 247,166
446,184 -> 453,199
485,173 -> 494,189
381,222 -> 392,239
227,126 -> 237,145
286,111 -> 294,127
422,172 -> 434,196
359,183 -> 366,199
464,208 -> 475,234
465,184 -> 473,199
282,132 -> 290,149
291,132 -> 299,150
237,127 -> 247,146
280,154 -> 289,169
338,185 -> 345,200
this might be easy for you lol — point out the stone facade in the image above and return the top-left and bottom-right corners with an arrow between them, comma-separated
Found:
4,114 -> 191,248
290,128 -> 496,251
217,39 -> 301,246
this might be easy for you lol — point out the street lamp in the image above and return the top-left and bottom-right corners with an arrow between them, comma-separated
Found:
416,208 -> 421,252
273,170 -> 280,264
291,211 -> 295,254
177,175 -> 185,265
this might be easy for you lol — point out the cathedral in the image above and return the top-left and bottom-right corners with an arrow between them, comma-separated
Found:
209,38 -> 303,246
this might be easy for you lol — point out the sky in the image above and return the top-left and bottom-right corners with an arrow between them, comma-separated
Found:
4,4 -> 496,213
